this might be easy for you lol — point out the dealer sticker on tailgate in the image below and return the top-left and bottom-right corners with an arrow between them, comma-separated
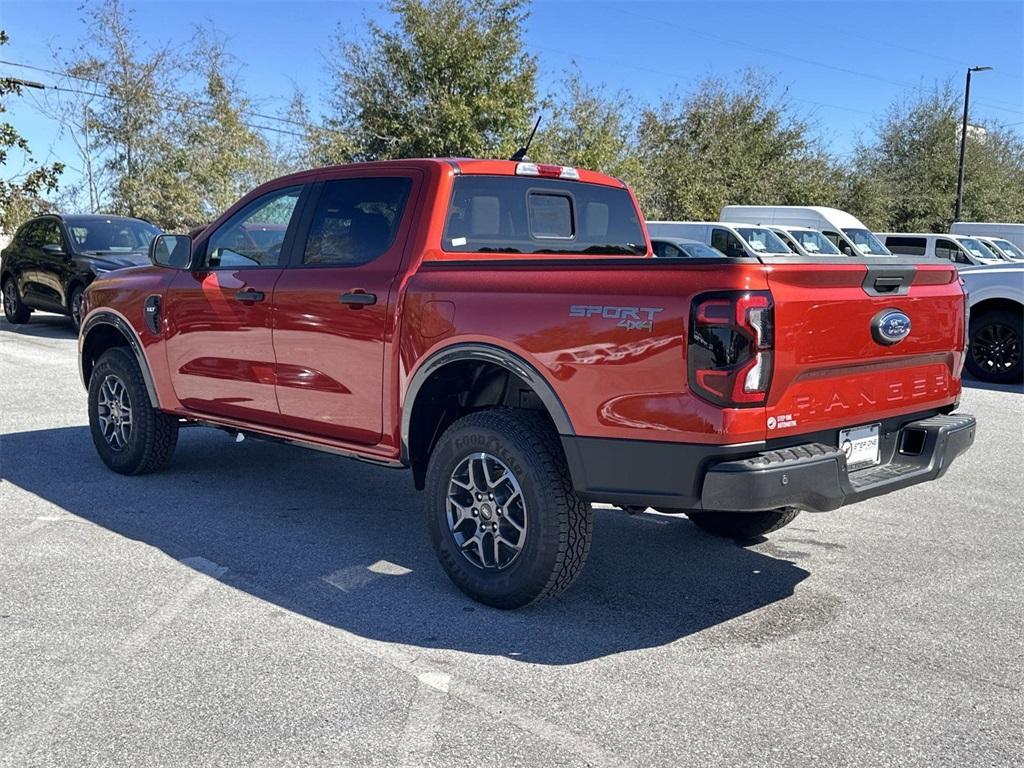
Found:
839,423 -> 880,470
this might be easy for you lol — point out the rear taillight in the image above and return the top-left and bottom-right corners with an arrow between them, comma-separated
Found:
958,276 -> 969,375
688,291 -> 774,407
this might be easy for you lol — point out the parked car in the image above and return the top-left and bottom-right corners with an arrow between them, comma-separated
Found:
975,236 -> 1024,262
877,233 -> 1002,266
646,221 -> 792,258
1,214 -> 161,330
650,237 -> 724,258
78,158 -> 975,608
959,263 -> 1024,384
950,222 -> 1024,250
720,205 -> 892,257
765,225 -> 842,257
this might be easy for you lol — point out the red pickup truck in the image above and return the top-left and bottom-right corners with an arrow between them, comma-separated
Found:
78,158 -> 976,608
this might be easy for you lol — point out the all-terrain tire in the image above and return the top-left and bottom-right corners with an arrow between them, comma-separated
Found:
424,408 -> 592,609
686,508 -> 799,541
3,277 -> 31,324
966,308 -> 1023,384
88,347 -> 178,475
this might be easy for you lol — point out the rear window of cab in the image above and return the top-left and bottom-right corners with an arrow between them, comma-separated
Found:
443,176 -> 646,255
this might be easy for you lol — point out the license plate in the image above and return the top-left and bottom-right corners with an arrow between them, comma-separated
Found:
839,423 -> 880,469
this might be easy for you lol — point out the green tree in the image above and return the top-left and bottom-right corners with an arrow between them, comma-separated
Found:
852,84 -> 1024,231
1,30 -> 64,232
325,0 -> 538,161
70,0 -> 180,223
178,29 -> 272,223
533,67 -> 642,184
634,73 -> 843,221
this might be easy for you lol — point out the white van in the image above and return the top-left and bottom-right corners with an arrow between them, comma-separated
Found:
877,233 -> 1002,266
646,221 -> 791,259
950,222 -> 1024,250
720,205 -> 892,257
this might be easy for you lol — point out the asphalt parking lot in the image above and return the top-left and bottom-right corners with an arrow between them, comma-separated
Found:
1,313 -> 1022,768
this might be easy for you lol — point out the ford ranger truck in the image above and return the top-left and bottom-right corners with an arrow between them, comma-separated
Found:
78,159 -> 976,608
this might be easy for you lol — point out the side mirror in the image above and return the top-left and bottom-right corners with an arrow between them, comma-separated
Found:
41,243 -> 66,257
150,234 -> 193,269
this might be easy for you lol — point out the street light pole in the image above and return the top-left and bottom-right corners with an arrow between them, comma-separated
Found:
954,65 -> 992,222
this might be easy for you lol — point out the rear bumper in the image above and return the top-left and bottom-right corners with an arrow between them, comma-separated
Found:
562,411 -> 976,513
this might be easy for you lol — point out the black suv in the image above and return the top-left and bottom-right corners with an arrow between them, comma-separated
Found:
1,214 -> 161,331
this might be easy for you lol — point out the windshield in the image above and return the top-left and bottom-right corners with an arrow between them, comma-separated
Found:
959,238 -> 998,260
734,227 -> 790,254
784,228 -> 841,255
680,242 -> 725,258
443,176 -> 646,255
65,218 -> 161,254
842,228 -> 890,255
991,239 -> 1024,260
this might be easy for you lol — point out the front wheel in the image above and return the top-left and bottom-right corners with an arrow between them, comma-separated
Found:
88,347 -> 179,475
966,309 -> 1022,384
3,277 -> 31,324
424,409 -> 592,609
69,285 -> 85,332
686,508 -> 799,541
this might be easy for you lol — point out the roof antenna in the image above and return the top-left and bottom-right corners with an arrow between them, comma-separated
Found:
509,115 -> 542,162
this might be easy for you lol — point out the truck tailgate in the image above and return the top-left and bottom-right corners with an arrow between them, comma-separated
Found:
765,263 -> 964,437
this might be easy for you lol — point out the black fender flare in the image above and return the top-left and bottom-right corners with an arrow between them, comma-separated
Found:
400,342 -> 575,464
79,311 -> 160,408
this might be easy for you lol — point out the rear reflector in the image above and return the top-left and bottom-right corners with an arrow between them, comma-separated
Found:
515,162 -> 580,180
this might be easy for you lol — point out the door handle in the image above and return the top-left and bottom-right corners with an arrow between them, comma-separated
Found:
340,291 -> 377,307
235,289 -> 265,302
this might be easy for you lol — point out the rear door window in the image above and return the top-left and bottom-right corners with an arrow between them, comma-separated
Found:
443,176 -> 645,255
885,236 -> 927,256
302,177 -> 413,266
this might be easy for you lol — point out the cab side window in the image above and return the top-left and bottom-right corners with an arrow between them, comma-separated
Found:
935,238 -> 969,264
711,228 -> 744,258
205,187 -> 302,269
302,177 -> 412,266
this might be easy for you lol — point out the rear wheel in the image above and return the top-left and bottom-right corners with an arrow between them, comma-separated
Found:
2,277 -> 31,324
88,347 -> 179,475
424,409 -> 592,609
966,309 -> 1022,384
686,508 -> 799,541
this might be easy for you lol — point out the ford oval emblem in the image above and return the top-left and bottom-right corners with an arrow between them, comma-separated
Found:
872,309 -> 912,345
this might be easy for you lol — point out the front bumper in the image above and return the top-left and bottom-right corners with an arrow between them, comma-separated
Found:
561,411 -> 976,513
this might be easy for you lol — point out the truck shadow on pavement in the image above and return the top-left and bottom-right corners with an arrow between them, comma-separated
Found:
1,425 -> 810,665
0,314 -> 77,339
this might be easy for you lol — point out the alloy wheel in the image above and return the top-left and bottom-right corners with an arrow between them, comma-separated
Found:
971,322 -> 1021,375
96,374 -> 133,451
446,452 -> 528,570
3,281 -> 17,318
71,291 -> 84,328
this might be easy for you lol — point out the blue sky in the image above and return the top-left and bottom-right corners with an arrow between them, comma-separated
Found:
2,0 -> 1023,194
